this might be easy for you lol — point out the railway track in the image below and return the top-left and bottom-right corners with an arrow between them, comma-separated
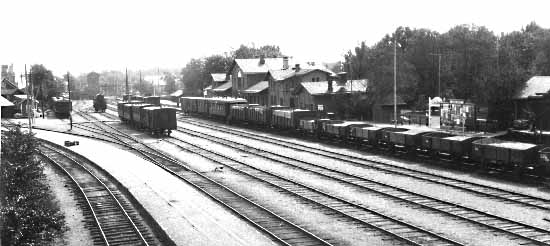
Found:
38,140 -> 156,246
178,117 -> 550,211
173,126 -> 550,245
164,136 -> 463,246
64,109 -> 332,246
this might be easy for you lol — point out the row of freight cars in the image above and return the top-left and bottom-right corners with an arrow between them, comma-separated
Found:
179,96 -> 550,178
117,96 -> 176,136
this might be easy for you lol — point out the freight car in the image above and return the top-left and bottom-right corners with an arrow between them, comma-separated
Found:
116,101 -> 176,136
93,94 -> 107,112
50,97 -> 72,118
144,96 -> 161,106
175,97 -> 550,178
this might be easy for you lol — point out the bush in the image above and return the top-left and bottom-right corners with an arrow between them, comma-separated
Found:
1,125 -> 65,245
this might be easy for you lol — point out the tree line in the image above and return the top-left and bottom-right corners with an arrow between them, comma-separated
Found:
345,22 -> 550,121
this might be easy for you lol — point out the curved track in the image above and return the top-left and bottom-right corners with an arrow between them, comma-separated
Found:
173,125 -> 550,245
61,109 -> 333,246
38,141 -> 153,246
178,117 -> 550,211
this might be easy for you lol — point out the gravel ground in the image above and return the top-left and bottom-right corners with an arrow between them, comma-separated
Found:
169,129 -> 537,245
175,120 -> 550,245
183,119 -> 550,200
155,137 -> 400,246
42,164 -> 94,246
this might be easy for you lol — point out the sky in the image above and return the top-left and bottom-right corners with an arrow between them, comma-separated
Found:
1,0 -> 549,82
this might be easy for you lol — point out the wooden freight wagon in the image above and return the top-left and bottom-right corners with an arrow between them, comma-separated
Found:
325,121 -> 371,139
472,138 -> 539,171
382,127 -> 409,145
440,135 -> 483,159
209,98 -> 247,120
230,104 -> 251,123
131,104 -> 154,128
144,96 -> 161,106
390,129 -> 434,150
421,132 -> 455,153
142,107 -> 177,136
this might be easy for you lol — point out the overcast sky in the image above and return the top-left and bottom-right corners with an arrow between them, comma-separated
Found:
1,0 -> 549,80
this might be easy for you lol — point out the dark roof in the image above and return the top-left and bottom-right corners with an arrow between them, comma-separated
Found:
211,73 -> 227,82
298,79 -> 369,95
242,81 -> 269,94
0,96 -> 14,107
204,85 -> 213,90
514,76 -> 550,99
212,81 -> 232,92
1,88 -> 25,95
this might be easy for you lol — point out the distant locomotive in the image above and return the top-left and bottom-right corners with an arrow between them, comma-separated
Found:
50,97 -> 72,118
179,96 -> 550,178
93,94 -> 107,112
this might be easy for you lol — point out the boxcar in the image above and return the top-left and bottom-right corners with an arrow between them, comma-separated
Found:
180,97 -> 202,114
230,104 -> 253,123
130,104 -> 154,128
93,94 -> 107,112
144,96 -> 161,106
209,98 -> 247,120
440,135 -> 483,159
51,97 -> 72,118
272,109 -> 317,130
421,132 -> 455,153
142,106 -> 177,136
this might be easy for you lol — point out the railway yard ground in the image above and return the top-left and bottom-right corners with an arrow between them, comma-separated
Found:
3,99 -> 550,246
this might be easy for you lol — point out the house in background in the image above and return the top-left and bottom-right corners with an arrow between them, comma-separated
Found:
267,63 -> 335,107
513,76 -> 550,130
293,79 -> 369,112
227,56 -> 296,102
209,73 -> 231,97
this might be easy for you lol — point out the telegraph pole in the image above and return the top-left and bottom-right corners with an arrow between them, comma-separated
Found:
394,36 -> 397,128
139,70 -> 142,95
25,65 -> 32,133
430,53 -> 443,97
125,68 -> 129,95
67,72 -> 72,130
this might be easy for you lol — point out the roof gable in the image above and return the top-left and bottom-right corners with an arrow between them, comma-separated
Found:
211,73 -> 227,82
298,79 -> 369,95
514,76 -> 550,99
242,81 -> 268,94
213,81 -> 232,92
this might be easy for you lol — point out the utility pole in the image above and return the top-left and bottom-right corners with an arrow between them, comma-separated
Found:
394,36 -> 397,128
125,68 -> 129,95
139,70 -> 142,95
430,53 -> 444,97
25,65 -> 32,133
40,81 -> 45,119
67,72 -> 72,130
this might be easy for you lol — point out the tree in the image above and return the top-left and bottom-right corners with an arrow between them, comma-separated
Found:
180,58 -> 205,96
163,72 -> 177,94
30,64 -> 56,102
232,44 -> 284,59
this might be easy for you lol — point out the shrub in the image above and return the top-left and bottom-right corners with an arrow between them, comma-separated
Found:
1,125 -> 65,245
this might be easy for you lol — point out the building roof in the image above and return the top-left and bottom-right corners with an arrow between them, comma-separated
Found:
0,96 -> 14,107
211,73 -> 227,82
170,89 -> 184,97
212,81 -> 232,92
514,76 -> 550,99
231,57 -> 297,74
204,85 -> 213,90
1,77 -> 18,90
268,66 -> 337,81
242,81 -> 269,94
298,79 -> 369,95
1,88 -> 25,96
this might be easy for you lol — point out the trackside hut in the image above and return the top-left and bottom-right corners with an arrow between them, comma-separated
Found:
293,79 -> 368,112
513,76 -> 550,130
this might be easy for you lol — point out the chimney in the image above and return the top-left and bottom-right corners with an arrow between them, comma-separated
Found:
259,54 -> 265,65
328,79 -> 333,93
294,64 -> 300,72
283,56 -> 289,70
